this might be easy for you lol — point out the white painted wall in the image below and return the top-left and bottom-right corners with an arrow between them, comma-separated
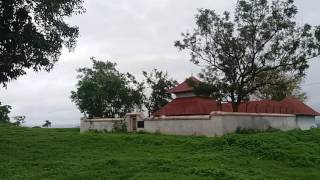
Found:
296,116 -> 317,130
316,116 -> 320,128
80,113 -> 145,133
211,112 -> 297,136
80,118 -> 123,133
80,112 -> 317,136
145,116 -> 218,136
145,112 -> 298,137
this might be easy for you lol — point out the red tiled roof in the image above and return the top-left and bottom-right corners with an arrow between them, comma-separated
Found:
280,97 -> 320,116
167,76 -> 200,94
153,96 -> 220,116
153,97 -> 320,117
221,97 -> 320,116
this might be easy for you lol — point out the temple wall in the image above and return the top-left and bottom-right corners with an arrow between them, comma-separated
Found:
316,117 -> 320,128
144,115 -> 219,136
80,118 -> 123,133
296,116 -> 317,130
80,112 -> 316,136
144,112 -> 299,137
210,112 -> 297,136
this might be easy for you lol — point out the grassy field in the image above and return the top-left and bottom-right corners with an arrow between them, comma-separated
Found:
1,125 -> 320,179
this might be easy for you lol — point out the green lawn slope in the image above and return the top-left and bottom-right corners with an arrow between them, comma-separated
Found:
1,124 -> 320,179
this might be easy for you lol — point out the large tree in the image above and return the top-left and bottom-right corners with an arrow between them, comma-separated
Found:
175,0 -> 320,111
0,0 -> 85,86
143,69 -> 177,116
0,102 -> 11,123
71,58 -> 145,118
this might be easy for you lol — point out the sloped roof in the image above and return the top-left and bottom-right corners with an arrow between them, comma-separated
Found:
153,96 -> 220,116
221,100 -> 285,114
167,76 -> 200,94
221,97 -> 320,116
280,97 -> 320,116
153,97 -> 320,117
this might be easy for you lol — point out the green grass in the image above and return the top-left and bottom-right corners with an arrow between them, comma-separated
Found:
1,125 -> 320,179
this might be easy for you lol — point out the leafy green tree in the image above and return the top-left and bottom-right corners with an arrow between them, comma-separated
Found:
175,0 -> 320,111
71,58 -> 145,118
255,72 -> 307,101
143,69 -> 178,116
0,102 -> 11,123
0,0 -> 85,86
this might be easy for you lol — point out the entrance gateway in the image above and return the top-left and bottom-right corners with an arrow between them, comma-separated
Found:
132,117 -> 136,131
125,113 -> 145,132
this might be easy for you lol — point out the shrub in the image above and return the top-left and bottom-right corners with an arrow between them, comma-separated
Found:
113,120 -> 127,132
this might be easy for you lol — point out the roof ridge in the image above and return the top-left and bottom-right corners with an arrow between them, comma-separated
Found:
167,76 -> 200,94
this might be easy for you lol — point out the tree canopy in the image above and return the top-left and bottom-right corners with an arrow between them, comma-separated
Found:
0,0 -> 85,86
175,0 -> 320,111
143,69 -> 177,116
71,58 -> 145,118
255,72 -> 307,101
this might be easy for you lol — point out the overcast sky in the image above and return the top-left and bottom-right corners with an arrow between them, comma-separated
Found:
0,0 -> 319,127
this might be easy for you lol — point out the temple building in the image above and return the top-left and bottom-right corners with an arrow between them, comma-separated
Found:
153,77 -> 320,118
81,77 -> 319,136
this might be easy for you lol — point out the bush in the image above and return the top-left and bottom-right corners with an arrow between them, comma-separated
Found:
113,120 -> 127,132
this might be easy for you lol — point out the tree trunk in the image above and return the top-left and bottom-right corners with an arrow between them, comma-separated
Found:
232,102 -> 240,112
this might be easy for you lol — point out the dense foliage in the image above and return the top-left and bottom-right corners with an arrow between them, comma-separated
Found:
1,125 -> 320,179
0,0 -> 85,86
175,0 -> 320,111
0,102 -> 11,123
255,72 -> 307,101
143,69 -> 177,116
71,58 -> 144,118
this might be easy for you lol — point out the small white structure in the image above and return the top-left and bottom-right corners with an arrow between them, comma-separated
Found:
124,112 -> 145,132
80,117 -> 123,133
80,113 -> 145,133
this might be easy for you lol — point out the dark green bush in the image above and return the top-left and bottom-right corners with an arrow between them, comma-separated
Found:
113,121 -> 127,132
